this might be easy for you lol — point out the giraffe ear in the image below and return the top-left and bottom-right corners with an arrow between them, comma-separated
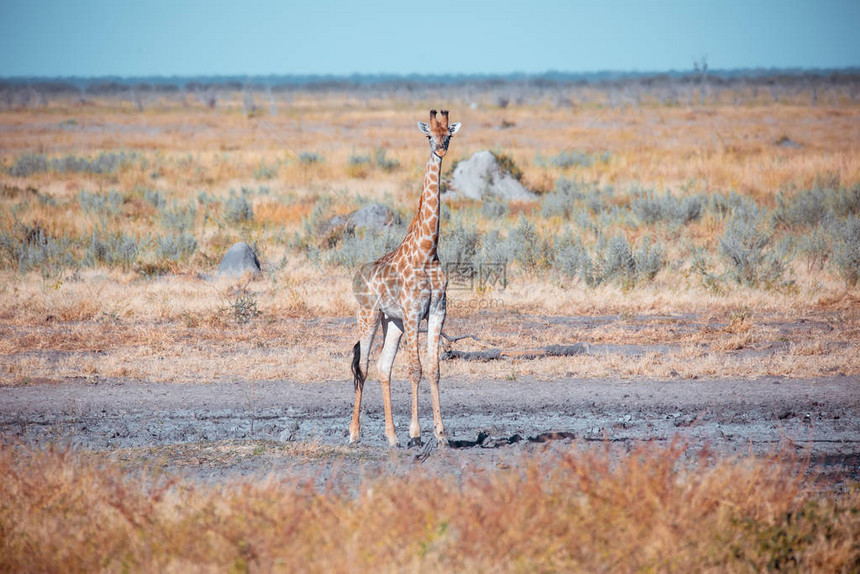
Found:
448,122 -> 461,135
417,121 -> 432,136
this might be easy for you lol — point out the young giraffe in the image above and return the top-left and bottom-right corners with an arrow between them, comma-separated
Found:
350,109 -> 461,447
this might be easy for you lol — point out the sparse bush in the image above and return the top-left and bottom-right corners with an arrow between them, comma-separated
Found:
85,227 -> 138,269
254,160 -> 278,180
143,188 -> 166,210
373,147 -> 399,171
718,201 -> 787,287
230,291 -> 260,324
554,232 -> 663,287
348,153 -> 371,167
634,237 -> 664,281
601,234 -> 637,284
77,190 -> 123,216
481,196 -> 508,219
475,229 -> 512,268
773,187 -> 830,227
539,150 -> 611,169
0,222 -> 75,276
159,201 -> 197,232
439,219 -> 480,266
553,232 -> 592,282
541,177 -> 589,219
298,151 -> 322,165
296,198 -> 340,249
223,191 -> 254,224
8,151 -> 135,177
707,191 -> 748,219
773,183 -> 860,227
630,188 -> 703,226
54,152 -> 133,174
7,154 -> 48,177
329,226 -> 404,268
831,216 -> 860,286
346,153 -> 371,178
829,182 -> 860,217
490,151 -> 523,182
691,247 -> 724,293
797,224 -> 831,271
506,215 -> 550,270
154,231 -> 197,261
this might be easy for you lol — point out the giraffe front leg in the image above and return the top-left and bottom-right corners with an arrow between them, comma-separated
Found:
427,296 -> 447,446
402,320 -> 424,448
377,317 -> 403,447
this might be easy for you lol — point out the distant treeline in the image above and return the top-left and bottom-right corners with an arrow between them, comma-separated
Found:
1,69 -> 859,95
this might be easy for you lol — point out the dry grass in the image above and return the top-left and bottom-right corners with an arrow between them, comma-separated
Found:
1,442 -> 857,573
1,263 -> 857,385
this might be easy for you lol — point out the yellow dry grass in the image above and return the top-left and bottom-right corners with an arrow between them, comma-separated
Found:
2,442 -> 858,573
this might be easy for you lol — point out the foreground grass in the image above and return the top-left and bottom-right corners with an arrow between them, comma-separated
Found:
1,443 -> 858,572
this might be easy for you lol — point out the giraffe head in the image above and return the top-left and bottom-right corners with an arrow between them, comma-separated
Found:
417,109 -> 461,158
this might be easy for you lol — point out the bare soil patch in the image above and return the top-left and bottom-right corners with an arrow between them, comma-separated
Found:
2,312 -> 857,486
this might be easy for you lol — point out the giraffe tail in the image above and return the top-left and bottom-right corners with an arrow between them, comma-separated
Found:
351,341 -> 365,391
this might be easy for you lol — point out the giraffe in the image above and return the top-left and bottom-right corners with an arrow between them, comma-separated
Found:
349,109 -> 462,447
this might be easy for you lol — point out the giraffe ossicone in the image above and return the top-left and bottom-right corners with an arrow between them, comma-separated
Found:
349,109 -> 462,447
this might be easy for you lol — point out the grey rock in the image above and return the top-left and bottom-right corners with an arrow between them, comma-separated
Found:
319,203 -> 397,243
775,136 -> 802,149
278,420 -> 299,443
346,203 -> 396,232
218,242 -> 261,277
445,150 -> 537,202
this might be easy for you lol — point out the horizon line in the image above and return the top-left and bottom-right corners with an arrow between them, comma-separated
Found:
2,66 -> 859,83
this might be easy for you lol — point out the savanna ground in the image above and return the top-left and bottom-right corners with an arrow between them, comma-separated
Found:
1,77 -> 859,571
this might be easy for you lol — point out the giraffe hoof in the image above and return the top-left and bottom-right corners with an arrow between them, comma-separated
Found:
408,436 -> 423,448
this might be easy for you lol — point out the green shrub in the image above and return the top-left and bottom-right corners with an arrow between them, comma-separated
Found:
298,152 -> 323,165
85,227 -> 138,269
0,222 -> 75,276
773,184 -> 860,227
329,226 -> 404,267
506,215 -> 550,270
831,216 -> 860,286
554,233 -> 663,288
439,219 -> 480,266
154,231 -> 197,261
718,201 -> 787,287
374,148 -> 400,171
254,161 -> 278,180
223,192 -> 254,224
348,153 -> 371,166
481,196 -> 508,219
630,189 -> 703,226
8,152 -> 136,177
77,190 -> 124,216
159,200 -> 197,232
490,151 -> 523,182
541,177 -> 588,219
538,150 -> 611,169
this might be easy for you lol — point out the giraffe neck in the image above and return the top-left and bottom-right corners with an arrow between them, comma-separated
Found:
404,152 -> 443,264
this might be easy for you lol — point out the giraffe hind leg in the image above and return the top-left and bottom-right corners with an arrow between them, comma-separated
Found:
351,341 -> 364,391
349,306 -> 379,444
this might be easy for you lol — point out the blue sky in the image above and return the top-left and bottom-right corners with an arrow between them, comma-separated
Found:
1,0 -> 857,77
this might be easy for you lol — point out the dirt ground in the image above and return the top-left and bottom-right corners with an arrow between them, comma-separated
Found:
2,312 -> 858,486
